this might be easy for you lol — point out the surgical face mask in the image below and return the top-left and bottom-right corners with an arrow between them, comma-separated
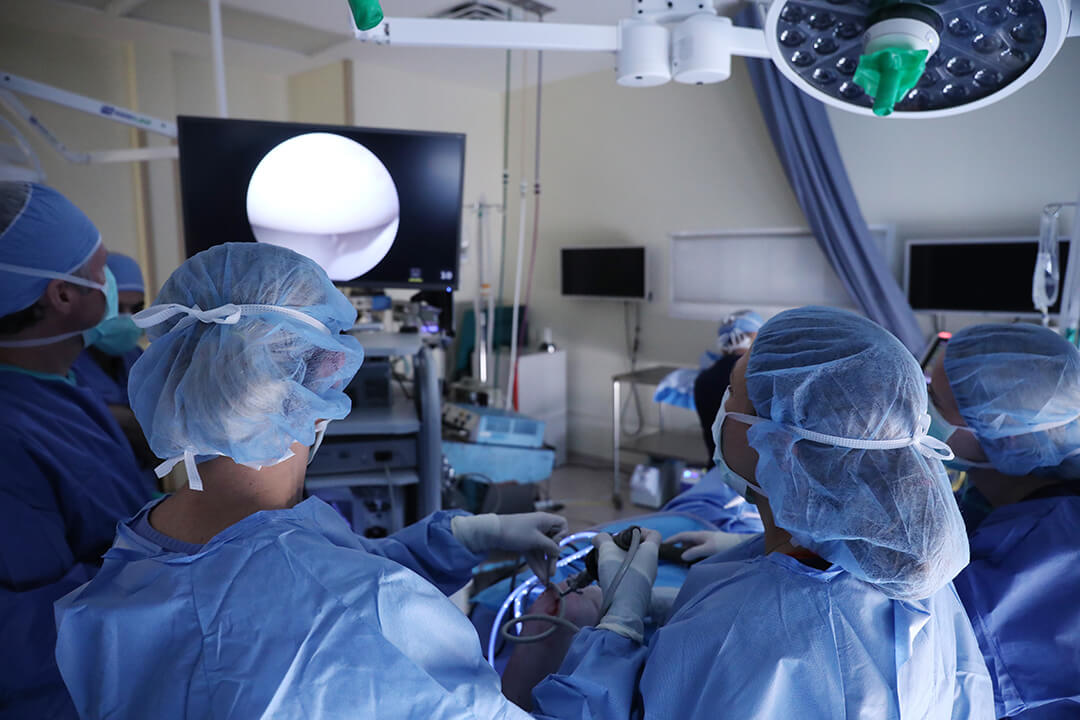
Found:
927,400 -> 962,443
309,420 -> 330,466
927,400 -> 995,470
89,314 -> 143,356
711,388 -> 769,503
0,264 -> 115,348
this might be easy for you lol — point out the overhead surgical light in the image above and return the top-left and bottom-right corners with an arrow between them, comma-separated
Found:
354,0 -> 1079,118
672,14 -> 734,84
765,0 -> 1075,116
616,19 -> 672,86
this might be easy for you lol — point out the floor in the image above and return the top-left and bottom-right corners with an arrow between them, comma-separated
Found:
541,460 -> 640,532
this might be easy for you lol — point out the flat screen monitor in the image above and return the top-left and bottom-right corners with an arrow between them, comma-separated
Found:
177,116 -> 465,290
906,238 -> 1070,314
561,246 -> 647,300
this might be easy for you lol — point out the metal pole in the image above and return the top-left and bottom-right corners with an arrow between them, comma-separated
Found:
208,0 -> 229,118
613,378 -> 622,508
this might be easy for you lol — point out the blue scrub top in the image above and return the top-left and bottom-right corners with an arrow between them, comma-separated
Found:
71,347 -> 141,407
0,368 -> 152,720
533,541 -> 995,720
954,493 -> 1080,720
55,498 -> 534,720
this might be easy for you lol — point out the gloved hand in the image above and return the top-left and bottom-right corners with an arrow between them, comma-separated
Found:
451,512 -> 568,583
667,530 -> 748,562
593,528 -> 661,644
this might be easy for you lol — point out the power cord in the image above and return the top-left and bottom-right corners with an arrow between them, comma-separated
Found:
621,301 -> 644,437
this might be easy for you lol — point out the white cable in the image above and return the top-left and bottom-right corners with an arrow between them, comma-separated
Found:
505,179 -> 529,410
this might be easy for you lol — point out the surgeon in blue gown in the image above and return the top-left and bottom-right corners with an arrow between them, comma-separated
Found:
532,307 -> 995,719
71,252 -> 156,470
928,323 -> 1080,719
0,182 -> 151,719
54,243 -> 564,720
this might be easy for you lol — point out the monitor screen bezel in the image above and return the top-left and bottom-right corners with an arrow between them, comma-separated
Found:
903,236 -> 1070,316
176,115 -> 466,292
559,245 -> 649,301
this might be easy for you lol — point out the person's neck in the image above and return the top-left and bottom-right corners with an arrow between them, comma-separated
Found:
758,497 -> 831,568
149,446 -> 308,545
970,468 -> 1062,507
0,336 -> 84,376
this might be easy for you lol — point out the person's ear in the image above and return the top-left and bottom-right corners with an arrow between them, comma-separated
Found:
42,279 -> 80,318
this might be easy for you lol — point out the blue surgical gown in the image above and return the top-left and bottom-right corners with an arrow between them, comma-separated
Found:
0,369 -> 151,720
54,497 -> 534,720
953,494 -> 1080,720
533,537 -> 995,720
71,347 -> 141,407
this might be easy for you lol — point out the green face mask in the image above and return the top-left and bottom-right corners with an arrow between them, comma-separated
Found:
82,266 -> 122,349
927,401 -> 995,471
89,313 -> 143,356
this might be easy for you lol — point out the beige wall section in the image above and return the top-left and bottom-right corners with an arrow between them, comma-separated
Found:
288,61 -> 352,126
0,23 -> 139,264
0,20 -> 290,297
349,61 -> 505,304
170,53 -> 289,122
831,40 -> 1080,239
502,60 -> 805,459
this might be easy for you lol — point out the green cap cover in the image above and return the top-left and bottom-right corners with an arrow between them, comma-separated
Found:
348,0 -> 384,32
853,47 -> 929,117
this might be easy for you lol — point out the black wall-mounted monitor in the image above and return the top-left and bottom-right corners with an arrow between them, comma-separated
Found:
561,246 -> 647,300
177,116 -> 465,291
906,238 -> 1070,314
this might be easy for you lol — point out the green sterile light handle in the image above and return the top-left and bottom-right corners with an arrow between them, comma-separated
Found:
853,47 -> 929,117
348,0 -> 384,31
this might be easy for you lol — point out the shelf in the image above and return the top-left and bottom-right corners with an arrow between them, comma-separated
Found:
613,365 -> 690,386
327,383 -> 420,436
620,430 -> 709,465
345,330 -> 423,358
305,469 -> 419,490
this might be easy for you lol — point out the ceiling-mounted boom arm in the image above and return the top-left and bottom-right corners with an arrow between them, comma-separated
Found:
355,12 -> 768,57
0,71 -> 178,165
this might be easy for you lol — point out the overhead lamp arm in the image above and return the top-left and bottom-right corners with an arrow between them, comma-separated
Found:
356,16 -> 769,57
0,71 -> 177,165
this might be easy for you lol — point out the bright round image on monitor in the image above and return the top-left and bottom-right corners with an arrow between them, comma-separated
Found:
246,132 -> 400,281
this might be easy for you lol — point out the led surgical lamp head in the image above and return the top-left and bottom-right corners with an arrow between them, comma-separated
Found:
615,0 -> 1076,116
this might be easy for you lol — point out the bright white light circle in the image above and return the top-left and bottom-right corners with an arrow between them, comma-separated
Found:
246,132 -> 399,281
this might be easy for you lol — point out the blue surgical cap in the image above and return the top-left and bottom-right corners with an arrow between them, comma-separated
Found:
107,253 -> 144,294
945,323 -> 1080,479
717,310 -> 764,351
745,307 -> 968,601
0,182 -> 101,316
129,243 -> 364,471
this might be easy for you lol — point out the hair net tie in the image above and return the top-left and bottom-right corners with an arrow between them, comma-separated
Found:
724,409 -> 955,461
0,256 -> 105,291
134,302 -> 332,336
